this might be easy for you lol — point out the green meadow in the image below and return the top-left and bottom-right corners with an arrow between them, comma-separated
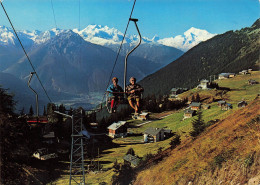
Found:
52,71 -> 260,184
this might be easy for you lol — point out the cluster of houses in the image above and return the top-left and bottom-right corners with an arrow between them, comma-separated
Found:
107,120 -> 172,143
183,102 -> 205,119
183,99 -> 249,119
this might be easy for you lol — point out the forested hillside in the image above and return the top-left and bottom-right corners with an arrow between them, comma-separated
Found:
140,19 -> 260,96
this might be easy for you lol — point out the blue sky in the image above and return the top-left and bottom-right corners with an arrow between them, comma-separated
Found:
0,0 -> 259,38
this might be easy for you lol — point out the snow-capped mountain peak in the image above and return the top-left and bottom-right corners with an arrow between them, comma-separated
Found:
0,24 -> 217,51
74,24 -> 126,45
0,25 -> 16,45
158,27 -> 217,51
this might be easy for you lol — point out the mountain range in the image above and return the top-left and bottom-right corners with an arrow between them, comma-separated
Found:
0,25 -> 215,51
0,26 -> 185,111
2,21 -> 254,112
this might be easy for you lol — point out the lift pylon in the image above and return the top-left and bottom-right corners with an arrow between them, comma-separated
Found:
54,109 -> 85,185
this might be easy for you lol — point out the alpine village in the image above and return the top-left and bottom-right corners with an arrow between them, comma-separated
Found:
0,4 -> 260,185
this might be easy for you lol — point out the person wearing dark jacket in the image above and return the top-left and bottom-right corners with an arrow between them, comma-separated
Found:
126,77 -> 144,114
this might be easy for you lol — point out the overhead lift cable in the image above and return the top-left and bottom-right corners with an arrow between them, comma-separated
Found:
0,1 -> 52,103
49,0 -> 68,83
101,0 -> 137,104
50,0 -> 58,28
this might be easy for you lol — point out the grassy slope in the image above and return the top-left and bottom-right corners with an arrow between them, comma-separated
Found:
52,72 -> 260,184
134,73 -> 260,184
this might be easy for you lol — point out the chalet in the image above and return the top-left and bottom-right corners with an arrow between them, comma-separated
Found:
248,79 -> 258,85
218,100 -> 226,107
169,88 -> 188,98
138,112 -> 149,120
202,104 -> 210,110
33,148 -> 57,160
189,102 -> 201,110
107,121 -> 127,138
123,154 -> 141,168
239,70 -> 250,75
218,73 -> 235,79
238,101 -> 248,108
184,109 -> 195,119
144,127 -> 164,143
170,88 -> 182,96
221,103 -> 232,110
197,79 -> 209,90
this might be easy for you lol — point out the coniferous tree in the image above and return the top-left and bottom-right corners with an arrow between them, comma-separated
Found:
29,105 -> 34,116
191,94 -> 196,102
20,107 -> 25,115
190,111 -> 205,137
0,87 -> 15,114
195,93 -> 201,102
59,104 -> 66,113
43,105 -> 47,116
126,148 -> 135,156
170,134 -> 181,148
47,103 -> 56,115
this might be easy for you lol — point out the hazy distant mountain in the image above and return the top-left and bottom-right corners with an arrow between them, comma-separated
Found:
0,72 -> 49,114
107,43 -> 183,68
4,30 -> 160,95
140,19 -> 260,96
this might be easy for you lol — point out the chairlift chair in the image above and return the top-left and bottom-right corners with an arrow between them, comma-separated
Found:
106,18 -> 142,114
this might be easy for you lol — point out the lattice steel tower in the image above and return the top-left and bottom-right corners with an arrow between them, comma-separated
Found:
55,109 -> 85,185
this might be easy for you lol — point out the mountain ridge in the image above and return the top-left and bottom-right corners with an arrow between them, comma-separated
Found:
0,24 -> 216,51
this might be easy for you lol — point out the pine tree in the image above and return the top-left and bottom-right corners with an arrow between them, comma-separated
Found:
59,104 -> 66,113
0,87 -> 15,114
20,107 -> 25,115
29,105 -> 34,116
126,148 -> 135,156
43,106 -> 47,116
170,134 -> 181,148
190,111 -> 205,137
195,93 -> 201,102
191,94 -> 196,102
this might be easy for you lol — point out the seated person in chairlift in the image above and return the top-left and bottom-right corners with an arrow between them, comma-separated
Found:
126,77 -> 144,115
106,77 -> 124,113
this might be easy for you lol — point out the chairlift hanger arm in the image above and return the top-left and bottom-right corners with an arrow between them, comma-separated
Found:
28,72 -> 39,117
124,18 -> 142,92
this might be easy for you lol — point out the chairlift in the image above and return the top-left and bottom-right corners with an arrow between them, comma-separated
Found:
27,72 -> 48,124
105,18 -> 142,114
